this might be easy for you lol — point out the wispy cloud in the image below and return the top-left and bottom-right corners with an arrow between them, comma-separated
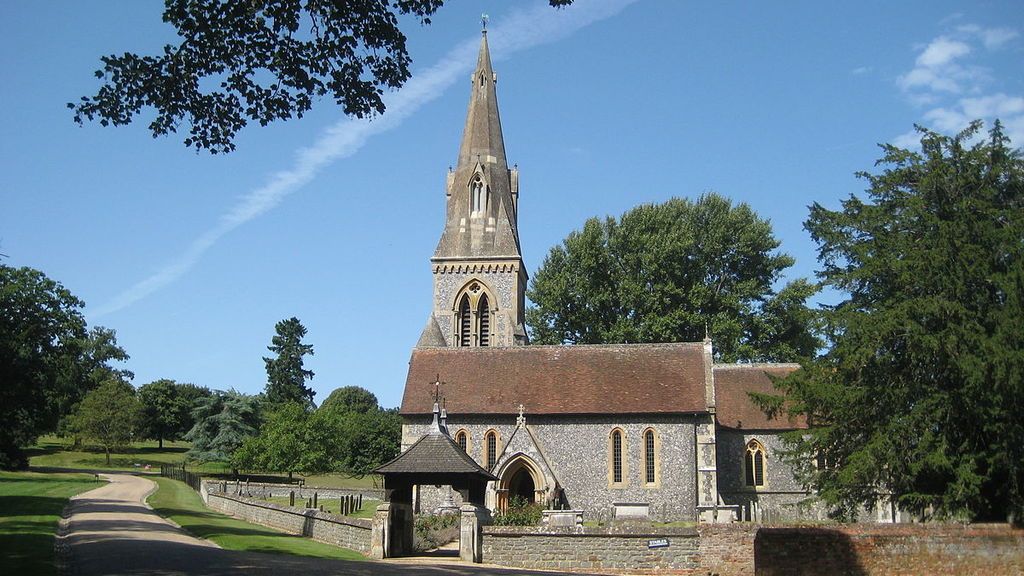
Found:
91,0 -> 639,319
892,22 -> 1023,148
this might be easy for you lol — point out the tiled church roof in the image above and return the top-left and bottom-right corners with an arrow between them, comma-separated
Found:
713,363 -> 807,430
375,426 -> 496,477
401,343 -> 709,416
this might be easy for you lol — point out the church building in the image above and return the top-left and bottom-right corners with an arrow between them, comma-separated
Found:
400,30 -> 814,523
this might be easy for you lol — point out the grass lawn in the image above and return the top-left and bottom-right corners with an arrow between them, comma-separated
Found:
148,477 -> 364,560
27,435 -> 189,471
0,470 -> 105,576
265,495 -> 379,519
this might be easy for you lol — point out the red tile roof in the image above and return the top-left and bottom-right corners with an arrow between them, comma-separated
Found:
401,343 -> 710,416
713,364 -> 806,430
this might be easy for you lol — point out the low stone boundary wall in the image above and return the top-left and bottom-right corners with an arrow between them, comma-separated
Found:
482,525 -> 700,574
203,479 -> 383,501
206,492 -> 372,554
753,523 -> 1024,576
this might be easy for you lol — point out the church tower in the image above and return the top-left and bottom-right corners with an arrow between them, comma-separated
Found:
417,29 -> 528,348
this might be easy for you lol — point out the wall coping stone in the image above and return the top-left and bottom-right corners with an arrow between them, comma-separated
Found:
209,492 -> 372,529
483,524 -> 697,537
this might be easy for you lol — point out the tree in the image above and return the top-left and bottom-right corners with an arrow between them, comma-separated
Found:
71,0 -> 574,154
763,122 -> 1024,522
68,379 -> 143,465
337,408 -> 402,476
139,379 -> 212,448
264,317 -> 316,408
319,385 -> 379,415
185,390 -> 260,474
298,408 -> 345,475
233,402 -> 307,479
527,194 -> 819,362
54,326 -> 133,444
0,265 -> 87,468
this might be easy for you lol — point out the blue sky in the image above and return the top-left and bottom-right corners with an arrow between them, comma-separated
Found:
2,1 -> 1022,409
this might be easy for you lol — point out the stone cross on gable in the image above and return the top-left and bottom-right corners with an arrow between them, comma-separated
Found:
516,403 -> 526,427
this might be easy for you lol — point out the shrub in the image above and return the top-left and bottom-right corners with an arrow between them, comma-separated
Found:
492,495 -> 542,526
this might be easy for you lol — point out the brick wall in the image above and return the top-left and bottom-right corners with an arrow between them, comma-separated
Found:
206,492 -> 372,554
698,523 -> 758,576
481,525 -> 700,574
753,523 -> 1024,576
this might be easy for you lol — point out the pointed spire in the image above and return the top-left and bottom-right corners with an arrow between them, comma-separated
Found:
455,30 -> 507,172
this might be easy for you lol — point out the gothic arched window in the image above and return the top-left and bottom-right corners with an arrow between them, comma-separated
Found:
745,439 -> 766,488
643,428 -> 659,486
457,294 -> 472,347
609,428 -> 626,487
478,293 -> 490,346
485,430 -> 498,470
455,430 -> 468,452
470,175 -> 486,216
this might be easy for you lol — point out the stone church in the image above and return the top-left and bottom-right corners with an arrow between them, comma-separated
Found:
399,30 -> 813,523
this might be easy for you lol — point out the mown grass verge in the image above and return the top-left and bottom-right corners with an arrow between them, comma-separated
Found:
0,470 -> 104,576
27,435 -> 189,471
147,477 -> 364,560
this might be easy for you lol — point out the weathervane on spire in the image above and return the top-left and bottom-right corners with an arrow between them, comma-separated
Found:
481,13 -> 489,32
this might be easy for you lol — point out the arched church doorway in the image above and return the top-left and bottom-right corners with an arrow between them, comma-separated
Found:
496,454 -> 545,510
508,466 -> 536,503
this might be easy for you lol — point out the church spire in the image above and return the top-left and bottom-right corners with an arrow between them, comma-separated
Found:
419,24 -> 529,348
455,29 -> 508,173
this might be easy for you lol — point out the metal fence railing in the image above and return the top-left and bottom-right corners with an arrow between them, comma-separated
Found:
161,463 -> 202,492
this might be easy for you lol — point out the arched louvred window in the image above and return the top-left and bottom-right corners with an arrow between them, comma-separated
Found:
478,294 -> 490,347
458,294 -> 472,347
745,440 -> 766,488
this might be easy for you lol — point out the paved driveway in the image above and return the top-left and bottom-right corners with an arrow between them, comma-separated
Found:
59,473 -> 590,576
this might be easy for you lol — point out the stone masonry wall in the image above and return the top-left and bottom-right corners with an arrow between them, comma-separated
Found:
406,413 -> 698,521
482,525 -> 700,574
717,430 -> 825,522
206,492 -> 371,554
481,523 -> 1022,575
753,523 -> 1024,576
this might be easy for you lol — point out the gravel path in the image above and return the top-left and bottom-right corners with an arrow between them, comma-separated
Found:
59,473 -> 586,576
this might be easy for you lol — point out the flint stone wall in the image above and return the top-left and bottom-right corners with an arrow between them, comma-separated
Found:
406,414 -> 698,521
205,492 -> 371,554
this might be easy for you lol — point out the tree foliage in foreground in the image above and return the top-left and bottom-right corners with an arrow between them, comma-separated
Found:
71,0 -> 573,153
263,317 -> 315,408
68,379 -> 143,465
527,194 -> 819,362
763,122 -> 1024,522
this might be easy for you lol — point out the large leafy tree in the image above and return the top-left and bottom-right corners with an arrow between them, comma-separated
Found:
233,402 -> 307,479
139,379 -> 212,448
68,379 -> 143,465
338,408 -> 402,476
319,385 -> 378,415
765,122 -> 1023,522
263,317 -> 316,408
71,0 -> 573,154
0,265 -> 87,467
527,194 -> 819,362
185,390 -> 261,474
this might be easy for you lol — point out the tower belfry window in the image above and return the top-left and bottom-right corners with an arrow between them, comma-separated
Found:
478,294 -> 490,346
458,294 -> 472,347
